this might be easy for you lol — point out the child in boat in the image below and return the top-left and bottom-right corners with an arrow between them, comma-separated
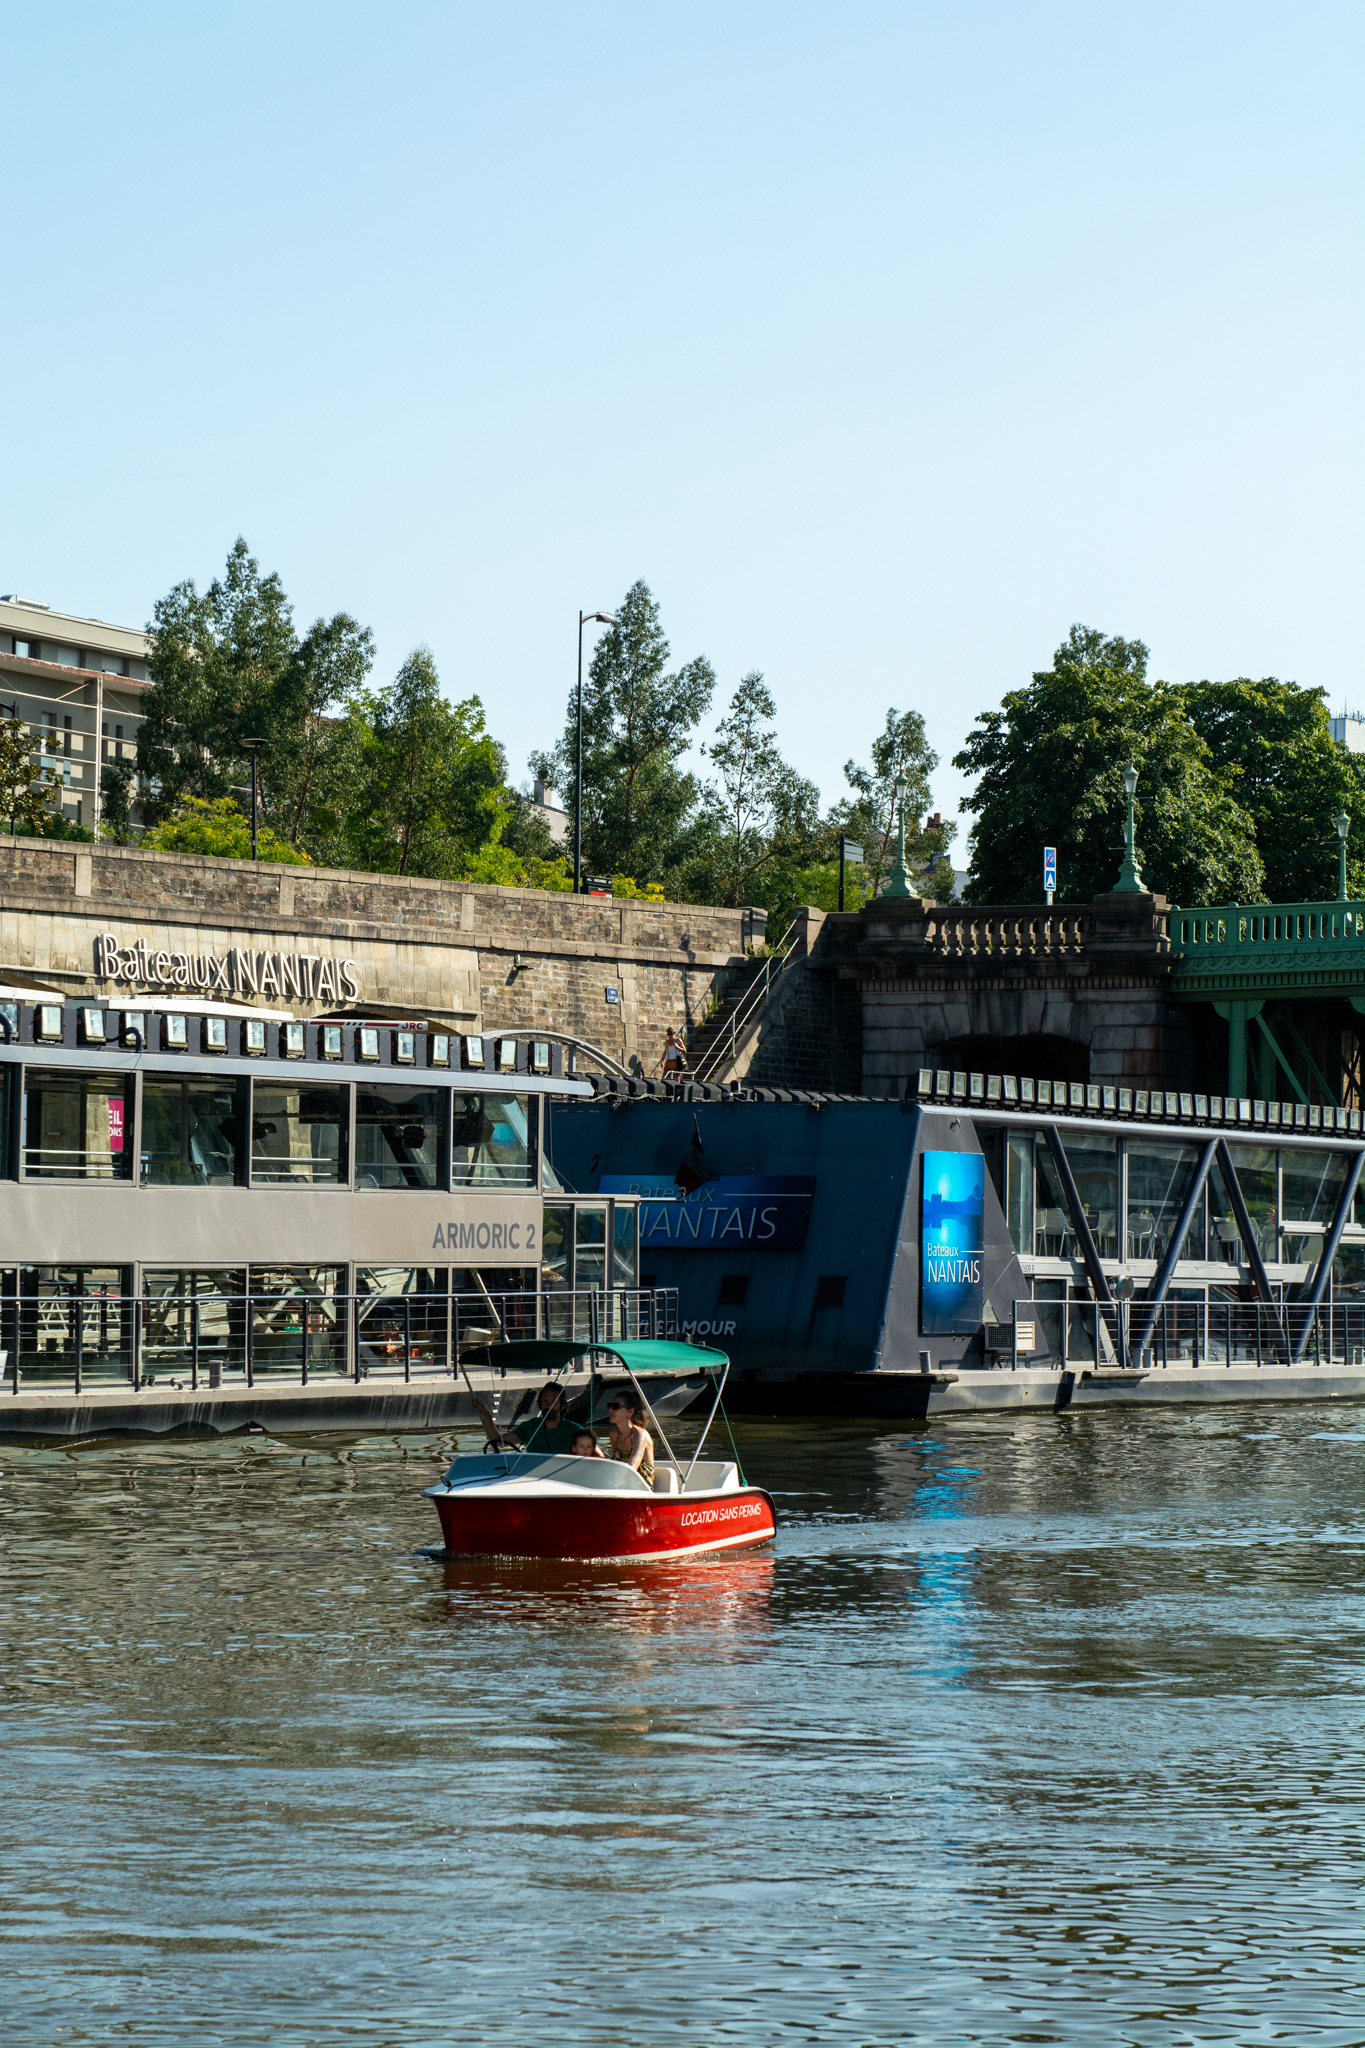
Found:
606,1393 -> 655,1485
570,1429 -> 605,1457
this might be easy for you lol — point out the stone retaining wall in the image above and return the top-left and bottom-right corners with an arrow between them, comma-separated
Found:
0,838 -> 762,1072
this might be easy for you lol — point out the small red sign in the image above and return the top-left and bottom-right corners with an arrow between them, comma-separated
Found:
108,1098 -> 124,1153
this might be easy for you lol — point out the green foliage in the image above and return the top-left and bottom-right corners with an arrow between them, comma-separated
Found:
686,672 -> 822,908
832,707 -> 954,896
139,796 -> 311,864
348,650 -> 509,879
1182,677 -> 1365,901
99,761 -> 136,844
954,626 -> 1265,907
139,537 -> 374,855
533,580 -> 715,884
0,715 -> 59,833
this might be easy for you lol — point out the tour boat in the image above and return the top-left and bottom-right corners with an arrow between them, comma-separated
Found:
424,1337 -> 777,1561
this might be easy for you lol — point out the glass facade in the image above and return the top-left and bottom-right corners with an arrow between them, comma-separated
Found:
22,1069 -> 130,1180
141,1075 -> 243,1186
451,1093 -> 535,1188
250,1084 -> 347,1187
355,1086 -> 445,1190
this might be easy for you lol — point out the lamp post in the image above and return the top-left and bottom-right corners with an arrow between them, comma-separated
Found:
240,737 -> 269,861
883,776 -> 912,898
1114,763 -> 1146,893
1337,811 -> 1351,902
575,610 -> 616,894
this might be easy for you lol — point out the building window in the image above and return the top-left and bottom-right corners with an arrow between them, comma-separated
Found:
22,1069 -> 131,1180
355,1084 -> 445,1190
450,1092 -> 535,1188
249,1083 -> 347,1187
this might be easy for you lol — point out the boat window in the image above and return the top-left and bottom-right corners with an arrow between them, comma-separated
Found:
1005,1133 -> 1033,1256
717,1274 -> 749,1307
541,1206 -> 572,1289
247,1268 -> 345,1374
355,1084 -> 445,1190
1282,1146 -> 1347,1236
450,1092 -> 535,1188
451,1268 -> 538,1349
1126,1143 -> 1205,1264
249,1082 -> 347,1187
574,1205 -> 606,1292
1060,1133 -> 1118,1258
1208,1144 -> 1276,1266
611,1202 -> 638,1290
141,1075 -> 245,1186
22,1068 -> 131,1181
356,1267 -> 449,1371
142,1269 -> 247,1376
4,1267 -> 133,1385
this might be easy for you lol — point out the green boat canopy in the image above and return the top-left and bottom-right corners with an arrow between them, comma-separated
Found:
459,1338 -> 729,1378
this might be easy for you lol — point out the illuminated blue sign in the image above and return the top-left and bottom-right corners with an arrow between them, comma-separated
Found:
599,1174 -> 814,1251
921,1149 -> 984,1334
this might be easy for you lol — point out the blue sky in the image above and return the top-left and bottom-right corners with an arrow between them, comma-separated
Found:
3,2 -> 1359,845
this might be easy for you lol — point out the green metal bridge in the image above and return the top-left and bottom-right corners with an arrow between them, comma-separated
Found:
1169,899 -> 1365,1104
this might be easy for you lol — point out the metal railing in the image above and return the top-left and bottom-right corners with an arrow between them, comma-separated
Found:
0,1286 -> 679,1397
691,922 -> 799,1083
1170,901 -> 1365,954
997,1296 -> 1362,1373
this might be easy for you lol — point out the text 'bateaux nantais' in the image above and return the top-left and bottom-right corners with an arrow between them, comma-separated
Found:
95,933 -> 361,1002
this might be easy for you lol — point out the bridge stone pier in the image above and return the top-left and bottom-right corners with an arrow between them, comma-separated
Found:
832,892 -> 1185,1098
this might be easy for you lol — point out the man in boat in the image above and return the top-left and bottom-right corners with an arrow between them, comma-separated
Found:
468,1380 -> 579,1454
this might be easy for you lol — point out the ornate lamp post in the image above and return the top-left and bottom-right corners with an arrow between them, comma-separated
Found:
884,776 -> 912,898
1337,811 -> 1350,902
1114,763 -> 1146,893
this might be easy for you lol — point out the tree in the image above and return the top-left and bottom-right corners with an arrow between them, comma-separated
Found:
532,580 -> 715,883
689,673 -> 822,907
138,796 -> 310,863
138,538 -> 374,854
99,760 -> 136,844
1182,677 -> 1365,901
832,706 -> 954,896
350,649 -> 509,878
0,714 -> 58,833
954,626 -> 1264,906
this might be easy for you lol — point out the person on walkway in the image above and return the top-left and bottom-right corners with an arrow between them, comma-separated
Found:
658,1027 -> 689,1082
606,1391 -> 655,1486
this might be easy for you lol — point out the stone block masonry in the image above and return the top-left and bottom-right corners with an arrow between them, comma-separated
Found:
0,839 -> 762,1072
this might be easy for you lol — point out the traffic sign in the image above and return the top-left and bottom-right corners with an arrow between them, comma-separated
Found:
1043,847 -> 1056,904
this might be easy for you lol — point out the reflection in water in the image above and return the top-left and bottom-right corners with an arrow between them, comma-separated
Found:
1,1411 -> 1361,2046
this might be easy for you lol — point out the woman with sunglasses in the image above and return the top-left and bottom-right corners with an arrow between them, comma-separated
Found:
605,1390 -> 655,1487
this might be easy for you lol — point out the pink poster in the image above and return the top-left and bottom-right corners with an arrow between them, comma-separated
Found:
109,1098 -> 124,1153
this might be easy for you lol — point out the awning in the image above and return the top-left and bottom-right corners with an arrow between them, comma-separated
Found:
459,1337 -> 728,1378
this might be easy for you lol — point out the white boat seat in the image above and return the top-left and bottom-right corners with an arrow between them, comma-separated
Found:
653,1465 -> 680,1494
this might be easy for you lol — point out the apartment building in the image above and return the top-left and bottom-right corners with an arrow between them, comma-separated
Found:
0,595 -> 151,835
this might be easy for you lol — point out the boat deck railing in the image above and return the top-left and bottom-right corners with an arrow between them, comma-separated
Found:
0,1285 -> 680,1397
995,1296 -> 1365,1372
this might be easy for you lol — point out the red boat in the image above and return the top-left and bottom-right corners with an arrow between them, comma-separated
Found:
425,1338 -> 777,1561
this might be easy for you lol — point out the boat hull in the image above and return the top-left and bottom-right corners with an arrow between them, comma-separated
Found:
430,1484 -> 778,1560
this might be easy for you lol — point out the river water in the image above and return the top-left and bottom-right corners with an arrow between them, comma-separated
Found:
2,1406 -> 1361,2047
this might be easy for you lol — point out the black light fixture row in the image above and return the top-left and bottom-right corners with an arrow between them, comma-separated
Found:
913,1067 -> 1361,1135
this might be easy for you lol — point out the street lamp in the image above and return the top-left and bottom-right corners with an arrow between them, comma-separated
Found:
1337,811 -> 1351,902
240,737 -> 269,861
1114,763 -> 1146,893
884,776 -> 912,898
575,610 -> 616,894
